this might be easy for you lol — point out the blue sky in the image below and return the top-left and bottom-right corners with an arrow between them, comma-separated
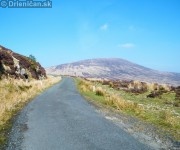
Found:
0,0 -> 180,72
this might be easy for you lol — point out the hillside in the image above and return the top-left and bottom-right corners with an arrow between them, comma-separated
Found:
0,45 -> 46,80
46,58 -> 180,86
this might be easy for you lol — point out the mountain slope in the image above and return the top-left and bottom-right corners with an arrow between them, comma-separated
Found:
46,58 -> 180,86
0,45 -> 46,80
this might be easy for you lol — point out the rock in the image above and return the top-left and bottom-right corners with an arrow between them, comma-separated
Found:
0,45 -> 46,80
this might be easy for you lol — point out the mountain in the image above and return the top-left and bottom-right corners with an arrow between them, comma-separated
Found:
0,45 -> 46,80
46,58 -> 180,86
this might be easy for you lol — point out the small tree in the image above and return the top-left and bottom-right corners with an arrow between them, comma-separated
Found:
29,54 -> 36,62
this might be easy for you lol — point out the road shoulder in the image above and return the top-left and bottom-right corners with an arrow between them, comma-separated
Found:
83,94 -> 180,150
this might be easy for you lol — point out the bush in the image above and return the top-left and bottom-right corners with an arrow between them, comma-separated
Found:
175,86 -> 180,100
147,91 -> 162,98
95,88 -> 104,96
102,80 -> 110,85
174,86 -> 180,107
29,54 -> 36,62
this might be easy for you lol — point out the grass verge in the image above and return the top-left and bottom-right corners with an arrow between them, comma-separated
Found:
0,76 -> 61,148
75,78 -> 180,141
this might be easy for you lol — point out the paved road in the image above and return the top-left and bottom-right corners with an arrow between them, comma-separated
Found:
7,78 -> 152,150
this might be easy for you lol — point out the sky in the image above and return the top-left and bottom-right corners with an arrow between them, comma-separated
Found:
0,0 -> 180,72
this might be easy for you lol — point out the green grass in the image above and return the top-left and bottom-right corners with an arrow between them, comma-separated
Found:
75,78 -> 180,141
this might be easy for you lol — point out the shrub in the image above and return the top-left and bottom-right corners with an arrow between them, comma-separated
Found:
147,86 -> 168,98
174,86 -> 180,107
95,87 -> 104,96
28,54 -> 36,62
147,91 -> 162,98
102,80 -> 110,85
109,82 -> 113,88
126,81 -> 148,94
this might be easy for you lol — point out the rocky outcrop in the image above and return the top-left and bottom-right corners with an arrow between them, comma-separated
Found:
0,45 -> 46,80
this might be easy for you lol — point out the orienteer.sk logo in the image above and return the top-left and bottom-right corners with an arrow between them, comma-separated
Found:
0,0 -> 52,8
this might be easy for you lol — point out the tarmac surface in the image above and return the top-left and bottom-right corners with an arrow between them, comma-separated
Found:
7,77 -> 152,150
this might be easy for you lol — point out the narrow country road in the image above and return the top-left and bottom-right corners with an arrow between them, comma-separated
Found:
7,78 -> 152,150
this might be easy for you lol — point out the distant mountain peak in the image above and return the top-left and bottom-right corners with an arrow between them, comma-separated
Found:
46,58 -> 180,86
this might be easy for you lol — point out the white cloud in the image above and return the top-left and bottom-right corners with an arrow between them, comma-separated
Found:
118,43 -> 135,49
100,23 -> 108,31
